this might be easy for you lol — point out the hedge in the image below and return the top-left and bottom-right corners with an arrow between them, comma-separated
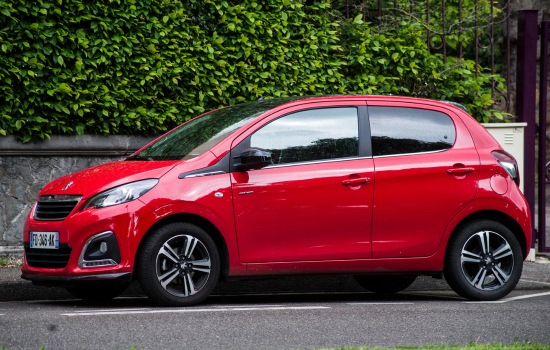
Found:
0,0 -> 504,143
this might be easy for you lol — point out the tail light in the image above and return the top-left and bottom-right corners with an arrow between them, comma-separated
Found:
491,150 -> 520,187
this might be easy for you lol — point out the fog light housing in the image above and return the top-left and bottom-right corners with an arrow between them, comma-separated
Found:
78,231 -> 121,268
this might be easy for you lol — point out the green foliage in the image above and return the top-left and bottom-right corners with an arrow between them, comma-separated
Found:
317,342 -> 550,350
340,18 -> 507,123
0,0 -> 506,143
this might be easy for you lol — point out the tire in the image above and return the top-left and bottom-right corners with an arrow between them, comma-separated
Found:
136,222 -> 220,306
66,282 -> 129,301
444,219 -> 523,301
353,275 -> 417,294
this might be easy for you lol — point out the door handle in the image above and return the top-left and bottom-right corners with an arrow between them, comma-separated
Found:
446,167 -> 475,175
342,177 -> 370,185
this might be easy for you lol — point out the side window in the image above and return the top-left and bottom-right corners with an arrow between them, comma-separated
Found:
250,107 -> 359,165
368,107 -> 456,157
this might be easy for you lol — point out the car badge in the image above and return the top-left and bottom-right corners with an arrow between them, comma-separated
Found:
62,181 -> 73,191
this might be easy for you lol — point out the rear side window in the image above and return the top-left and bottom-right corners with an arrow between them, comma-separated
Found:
368,107 -> 456,157
250,107 -> 359,165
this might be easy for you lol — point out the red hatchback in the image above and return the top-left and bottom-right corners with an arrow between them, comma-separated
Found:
22,95 -> 531,305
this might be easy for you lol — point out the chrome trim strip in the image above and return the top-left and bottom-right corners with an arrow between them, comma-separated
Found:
80,259 -> 118,268
38,195 -> 83,202
263,156 -> 373,170
184,170 -> 225,178
78,231 -> 119,269
372,148 -> 450,159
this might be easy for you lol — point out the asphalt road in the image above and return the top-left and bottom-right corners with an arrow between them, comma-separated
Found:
1,289 -> 550,350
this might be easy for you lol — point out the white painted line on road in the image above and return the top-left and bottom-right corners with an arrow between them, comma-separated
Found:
464,290 -> 550,304
72,308 -> 152,313
62,306 -> 330,316
499,290 -> 550,302
346,302 -> 414,305
520,279 -> 550,286
211,305 -> 283,308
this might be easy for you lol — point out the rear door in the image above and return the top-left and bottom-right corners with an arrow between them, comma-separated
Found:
231,102 -> 375,262
368,101 -> 479,258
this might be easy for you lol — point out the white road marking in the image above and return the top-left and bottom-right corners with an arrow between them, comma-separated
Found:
519,279 -> 550,286
464,291 -> 550,304
72,308 -> 151,313
346,302 -> 414,305
211,305 -> 283,308
62,306 -> 330,316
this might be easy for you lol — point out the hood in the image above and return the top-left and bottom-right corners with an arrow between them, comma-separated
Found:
41,161 -> 180,199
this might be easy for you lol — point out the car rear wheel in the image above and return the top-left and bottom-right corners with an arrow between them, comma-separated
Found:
444,219 -> 523,301
65,282 -> 129,301
136,222 -> 220,306
353,275 -> 417,294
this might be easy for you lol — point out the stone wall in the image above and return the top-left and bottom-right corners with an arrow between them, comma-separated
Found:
0,135 -> 157,252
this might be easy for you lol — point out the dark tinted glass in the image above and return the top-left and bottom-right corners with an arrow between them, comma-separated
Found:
369,107 -> 456,157
250,107 -> 359,165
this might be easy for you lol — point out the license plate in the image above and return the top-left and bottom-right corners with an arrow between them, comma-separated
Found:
30,232 -> 59,249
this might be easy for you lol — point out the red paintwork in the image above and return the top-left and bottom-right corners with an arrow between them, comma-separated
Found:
21,95 -> 531,282
490,174 -> 508,195
368,100 -> 480,258
230,101 -> 374,263
42,161 -> 180,199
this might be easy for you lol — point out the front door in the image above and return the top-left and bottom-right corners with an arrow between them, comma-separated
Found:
231,105 -> 374,263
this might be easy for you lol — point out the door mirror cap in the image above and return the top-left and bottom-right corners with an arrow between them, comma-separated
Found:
238,148 -> 272,171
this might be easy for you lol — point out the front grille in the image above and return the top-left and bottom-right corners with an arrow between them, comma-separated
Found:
34,195 -> 82,221
24,243 -> 72,269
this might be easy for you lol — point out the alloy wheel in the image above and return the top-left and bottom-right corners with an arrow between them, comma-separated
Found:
155,234 -> 211,297
460,230 -> 514,291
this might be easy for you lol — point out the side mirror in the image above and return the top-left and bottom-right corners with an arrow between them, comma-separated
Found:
238,148 -> 272,171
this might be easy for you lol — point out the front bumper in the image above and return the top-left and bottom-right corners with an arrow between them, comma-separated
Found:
21,272 -> 132,287
21,198 -> 159,281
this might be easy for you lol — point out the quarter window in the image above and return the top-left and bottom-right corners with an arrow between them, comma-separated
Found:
250,107 -> 359,165
368,107 -> 456,157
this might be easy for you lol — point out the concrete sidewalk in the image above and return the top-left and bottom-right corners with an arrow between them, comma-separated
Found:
1,260 -> 549,302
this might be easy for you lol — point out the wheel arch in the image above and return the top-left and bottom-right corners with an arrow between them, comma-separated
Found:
135,213 -> 230,280
446,209 -> 527,260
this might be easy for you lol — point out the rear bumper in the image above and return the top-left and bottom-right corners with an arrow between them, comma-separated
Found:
21,272 -> 132,287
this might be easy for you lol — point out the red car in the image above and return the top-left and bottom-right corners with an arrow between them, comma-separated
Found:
21,95 -> 531,305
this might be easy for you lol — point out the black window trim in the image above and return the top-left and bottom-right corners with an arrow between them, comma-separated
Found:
229,105 -> 372,172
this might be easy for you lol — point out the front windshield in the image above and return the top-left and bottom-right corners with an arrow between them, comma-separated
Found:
136,101 -> 277,161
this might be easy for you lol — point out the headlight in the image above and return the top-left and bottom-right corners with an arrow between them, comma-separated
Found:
82,179 -> 159,210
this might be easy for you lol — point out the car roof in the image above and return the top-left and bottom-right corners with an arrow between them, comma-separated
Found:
229,94 -> 469,115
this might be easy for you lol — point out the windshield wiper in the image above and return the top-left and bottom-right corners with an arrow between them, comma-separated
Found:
125,153 -> 154,161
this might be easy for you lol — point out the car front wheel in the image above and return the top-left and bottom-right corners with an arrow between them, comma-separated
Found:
137,223 -> 220,306
444,219 -> 523,301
